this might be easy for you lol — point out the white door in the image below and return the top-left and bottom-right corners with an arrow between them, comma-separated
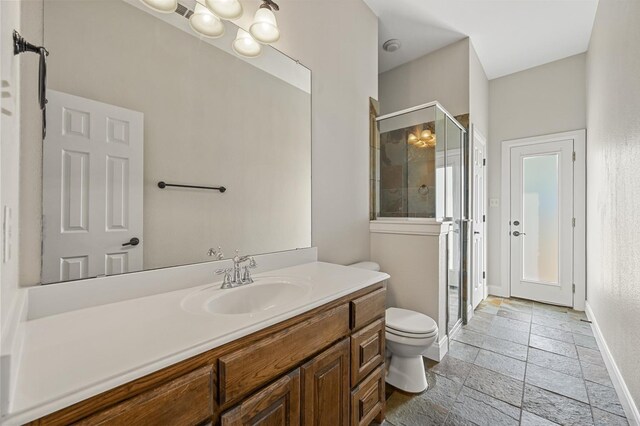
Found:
471,128 -> 487,309
42,90 -> 144,283
509,139 -> 574,306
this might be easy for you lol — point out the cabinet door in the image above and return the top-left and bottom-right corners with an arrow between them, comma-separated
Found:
351,366 -> 384,426
221,369 -> 300,426
301,338 -> 350,426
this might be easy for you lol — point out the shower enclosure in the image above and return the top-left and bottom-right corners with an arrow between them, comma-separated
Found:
374,102 -> 467,334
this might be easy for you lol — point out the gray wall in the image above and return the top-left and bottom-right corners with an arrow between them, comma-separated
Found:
586,0 -> 640,409
378,39 -> 470,116
469,41 -> 489,138
487,54 -> 587,296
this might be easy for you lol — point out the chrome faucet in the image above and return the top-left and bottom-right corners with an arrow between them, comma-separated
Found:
215,250 -> 257,289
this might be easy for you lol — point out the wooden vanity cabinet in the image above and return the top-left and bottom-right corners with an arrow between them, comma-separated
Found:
28,283 -> 386,426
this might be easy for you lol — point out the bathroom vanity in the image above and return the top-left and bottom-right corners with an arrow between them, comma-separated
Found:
4,261 -> 388,425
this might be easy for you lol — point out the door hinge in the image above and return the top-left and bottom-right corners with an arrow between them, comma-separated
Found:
483,215 -> 486,223
572,218 -> 576,227
572,283 -> 576,293
483,271 -> 486,279
572,152 -> 576,162
483,158 -> 486,166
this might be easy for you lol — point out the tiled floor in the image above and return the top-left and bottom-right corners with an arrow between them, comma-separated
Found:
384,296 -> 629,426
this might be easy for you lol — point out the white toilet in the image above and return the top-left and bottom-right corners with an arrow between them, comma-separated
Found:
350,262 -> 439,393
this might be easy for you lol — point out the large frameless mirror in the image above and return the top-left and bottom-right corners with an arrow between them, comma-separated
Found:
21,0 -> 311,285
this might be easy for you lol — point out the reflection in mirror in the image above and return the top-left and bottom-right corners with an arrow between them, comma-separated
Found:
34,0 -> 311,284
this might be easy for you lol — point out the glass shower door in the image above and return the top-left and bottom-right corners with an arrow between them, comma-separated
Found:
445,116 -> 464,333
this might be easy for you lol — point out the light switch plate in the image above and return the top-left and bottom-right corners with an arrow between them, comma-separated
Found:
490,198 -> 499,208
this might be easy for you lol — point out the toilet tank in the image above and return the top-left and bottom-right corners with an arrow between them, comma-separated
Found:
349,261 -> 381,272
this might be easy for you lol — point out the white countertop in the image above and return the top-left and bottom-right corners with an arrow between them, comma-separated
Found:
4,262 -> 388,425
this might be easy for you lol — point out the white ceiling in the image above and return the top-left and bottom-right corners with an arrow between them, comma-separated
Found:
364,0 -> 599,79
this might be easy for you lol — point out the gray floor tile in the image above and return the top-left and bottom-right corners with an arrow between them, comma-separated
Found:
566,320 -> 595,336
450,386 -> 521,426
531,314 -> 571,330
592,407 -> 629,426
520,410 -> 559,426
497,309 -> 532,323
486,323 -> 530,345
464,316 -> 493,334
465,366 -> 525,407
386,392 -> 450,426
577,346 -> 605,366
477,304 -> 499,315
500,303 -> 533,314
453,328 -> 486,348
448,340 -> 480,363
493,316 -> 532,333
444,412 -> 479,426
431,356 -> 474,384
529,334 -> 578,358
482,334 -> 529,361
525,363 -> 589,403
522,384 -> 594,425
531,323 -> 575,344
474,310 -> 497,321
573,333 -> 598,349
586,381 -> 626,417
532,309 -> 569,322
581,361 -> 614,387
527,347 -> 583,378
475,349 -> 526,381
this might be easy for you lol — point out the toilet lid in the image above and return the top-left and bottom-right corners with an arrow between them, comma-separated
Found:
386,308 -> 438,335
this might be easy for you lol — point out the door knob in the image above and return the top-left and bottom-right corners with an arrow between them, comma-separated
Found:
512,231 -> 526,237
122,237 -> 140,247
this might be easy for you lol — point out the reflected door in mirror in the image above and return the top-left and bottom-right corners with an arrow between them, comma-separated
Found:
42,91 -> 144,283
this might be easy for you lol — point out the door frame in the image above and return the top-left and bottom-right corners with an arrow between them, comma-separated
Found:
471,125 -> 488,310
500,129 -> 586,310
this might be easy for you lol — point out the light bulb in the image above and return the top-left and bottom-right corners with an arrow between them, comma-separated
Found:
408,133 -> 419,145
205,0 -> 243,20
189,3 -> 225,38
420,129 -> 432,140
232,29 -> 262,58
139,0 -> 177,13
249,7 -> 280,44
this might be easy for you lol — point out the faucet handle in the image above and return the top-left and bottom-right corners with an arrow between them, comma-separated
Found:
215,267 -> 234,289
208,246 -> 225,260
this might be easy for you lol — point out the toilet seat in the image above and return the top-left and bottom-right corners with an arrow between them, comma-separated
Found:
386,307 -> 437,335
385,326 -> 438,339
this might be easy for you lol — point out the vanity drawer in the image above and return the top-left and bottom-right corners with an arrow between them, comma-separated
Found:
350,287 -> 386,330
351,318 -> 385,386
350,365 -> 385,426
75,365 -> 213,426
219,304 -> 350,406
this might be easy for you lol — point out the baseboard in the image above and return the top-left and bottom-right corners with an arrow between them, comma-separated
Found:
586,302 -> 640,425
424,334 -> 448,362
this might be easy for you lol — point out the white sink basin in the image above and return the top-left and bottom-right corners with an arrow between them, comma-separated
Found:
181,277 -> 311,316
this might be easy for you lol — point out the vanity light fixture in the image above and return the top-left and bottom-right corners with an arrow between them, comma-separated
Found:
189,2 -> 225,38
249,0 -> 280,44
232,29 -> 262,58
205,0 -> 243,20
139,0 -> 178,13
